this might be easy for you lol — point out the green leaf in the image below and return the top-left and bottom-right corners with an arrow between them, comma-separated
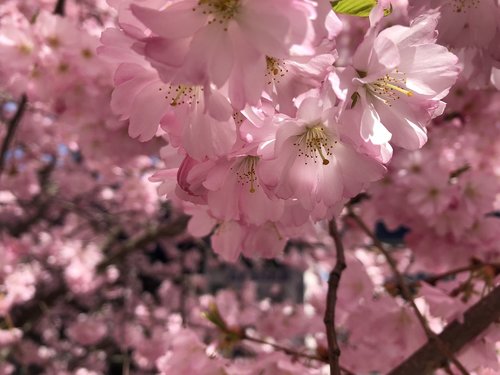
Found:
331,0 -> 377,17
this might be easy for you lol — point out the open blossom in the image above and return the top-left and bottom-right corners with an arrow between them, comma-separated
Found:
409,1 -> 500,89
203,155 -> 285,225
211,219 -> 289,261
101,26 -> 236,153
0,15 -> 37,73
130,0 -> 336,108
159,86 -> 237,160
341,14 -> 461,150
259,94 -> 386,219
264,53 -> 336,117
428,0 -> 499,48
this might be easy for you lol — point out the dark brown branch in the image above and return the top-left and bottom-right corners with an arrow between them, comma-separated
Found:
348,210 -> 469,375
0,94 -> 27,179
388,284 -> 500,375
324,219 -> 347,375
53,0 -> 66,15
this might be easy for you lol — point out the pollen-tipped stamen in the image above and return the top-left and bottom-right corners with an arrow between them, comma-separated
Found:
380,82 -> 413,97
365,71 -> 414,105
171,86 -> 187,106
294,125 -> 335,166
317,147 -> 330,165
234,156 -> 259,193
160,85 -> 201,107
197,0 -> 240,29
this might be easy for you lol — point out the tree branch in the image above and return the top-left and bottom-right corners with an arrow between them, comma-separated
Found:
0,94 -> 27,179
424,261 -> 500,285
388,284 -> 500,375
348,210 -> 469,375
324,219 -> 347,375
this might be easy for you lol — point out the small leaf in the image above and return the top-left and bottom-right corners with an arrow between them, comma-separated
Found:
331,0 -> 377,17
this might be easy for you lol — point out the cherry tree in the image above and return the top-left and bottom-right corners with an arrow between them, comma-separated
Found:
0,0 -> 499,374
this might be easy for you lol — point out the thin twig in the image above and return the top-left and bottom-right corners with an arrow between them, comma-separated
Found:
324,219 -> 347,375
0,94 -> 27,179
243,334 -> 324,363
348,210 -> 470,375
424,261 -> 499,285
241,332 -> 355,375
202,302 -> 355,374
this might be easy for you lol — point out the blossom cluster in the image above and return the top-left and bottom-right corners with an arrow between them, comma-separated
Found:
99,0 -> 467,261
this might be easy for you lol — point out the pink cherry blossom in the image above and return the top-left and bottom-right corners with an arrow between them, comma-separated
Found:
259,94 -> 386,218
342,14 -> 461,149
130,0 -> 333,108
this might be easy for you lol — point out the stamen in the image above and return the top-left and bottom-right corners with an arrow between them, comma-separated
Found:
18,44 -> 32,55
232,112 -> 245,126
381,83 -> 413,97
294,125 -> 336,166
450,0 -> 481,13
265,57 -> 288,85
195,0 -> 240,30
365,70 -> 413,106
233,156 -> 259,193
317,147 -> 330,165
159,85 -> 201,107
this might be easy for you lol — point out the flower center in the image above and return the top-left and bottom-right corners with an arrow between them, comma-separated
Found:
450,0 -> 481,12
196,0 -> 240,29
365,70 -> 413,106
234,156 -> 259,193
294,125 -> 335,166
159,85 -> 201,107
18,44 -> 32,55
266,57 -> 288,85
232,112 -> 245,126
